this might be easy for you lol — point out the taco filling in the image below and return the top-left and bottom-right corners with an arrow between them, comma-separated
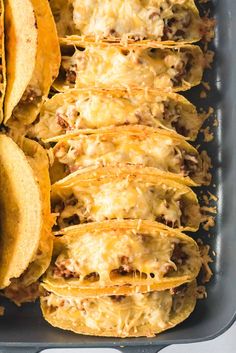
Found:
41,282 -> 196,337
51,129 -> 211,185
59,44 -> 203,91
29,90 -> 202,140
47,222 -> 201,288
51,0 -> 202,43
52,178 -> 200,230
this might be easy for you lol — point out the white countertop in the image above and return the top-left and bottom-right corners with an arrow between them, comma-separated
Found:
42,321 -> 236,353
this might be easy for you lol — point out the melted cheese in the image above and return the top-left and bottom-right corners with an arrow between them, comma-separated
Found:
29,90 -> 201,140
52,0 -> 201,43
61,45 -> 203,91
54,179 -> 191,228
51,228 -> 200,286
42,290 -> 173,336
54,132 -> 194,176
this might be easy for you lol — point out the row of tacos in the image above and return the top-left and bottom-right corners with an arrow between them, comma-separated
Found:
38,0 -> 211,337
0,0 -> 212,339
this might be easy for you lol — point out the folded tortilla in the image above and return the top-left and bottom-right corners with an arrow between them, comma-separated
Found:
4,0 -> 61,126
50,0 -> 203,44
56,42 -> 204,92
48,126 -> 211,185
51,165 -> 201,232
43,220 -> 201,294
40,281 -> 197,337
29,88 -> 204,141
0,135 -> 53,301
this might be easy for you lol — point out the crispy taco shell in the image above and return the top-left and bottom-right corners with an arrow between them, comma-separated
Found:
4,0 -> 60,126
51,165 -> 201,231
0,136 -> 53,299
0,135 -> 41,289
50,0 -> 202,44
43,220 -> 201,294
40,281 -> 197,337
48,125 -> 211,185
29,88 -> 204,141
55,42 -> 204,92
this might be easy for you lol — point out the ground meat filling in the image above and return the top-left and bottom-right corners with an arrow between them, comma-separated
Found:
109,295 -> 126,303
171,52 -> 193,87
170,283 -> 188,296
52,240 -> 188,282
52,188 -> 186,230
53,259 -> 80,279
162,7 -> 192,41
65,67 -> 77,85
163,243 -> 188,277
181,152 -> 199,178
57,113 -> 70,129
52,194 -> 82,230
171,243 -> 188,266
162,102 -> 183,132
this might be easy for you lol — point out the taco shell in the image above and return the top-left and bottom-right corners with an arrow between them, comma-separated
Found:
4,0 -> 60,126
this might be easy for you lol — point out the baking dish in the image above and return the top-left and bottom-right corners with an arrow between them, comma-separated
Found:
0,0 -> 236,352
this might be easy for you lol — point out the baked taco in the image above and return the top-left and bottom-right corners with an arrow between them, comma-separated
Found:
40,281 -> 197,337
43,220 -> 201,295
0,135 -> 53,304
29,88 -> 204,140
50,0 -> 203,44
56,42 -> 204,92
48,126 -> 211,185
3,0 -> 61,126
51,165 -> 201,232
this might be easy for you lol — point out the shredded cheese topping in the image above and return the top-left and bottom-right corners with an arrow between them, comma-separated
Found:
49,227 -> 201,287
42,282 -> 196,337
61,45 -> 203,91
52,179 -> 200,230
53,131 -> 205,182
29,90 -> 201,140
42,290 -> 173,336
52,0 -> 202,43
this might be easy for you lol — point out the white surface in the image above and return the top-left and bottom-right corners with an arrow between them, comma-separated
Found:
42,321 -> 236,353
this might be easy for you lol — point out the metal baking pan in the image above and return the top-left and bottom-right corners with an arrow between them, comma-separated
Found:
0,0 -> 236,352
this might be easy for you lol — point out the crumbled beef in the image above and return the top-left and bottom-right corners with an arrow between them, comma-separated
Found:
120,256 -> 132,272
181,153 -> 199,177
170,283 -> 188,295
156,214 -> 178,228
53,261 -> 80,279
64,214 -> 80,226
66,69 -> 76,84
179,200 -> 189,226
172,53 -> 193,87
171,243 -> 188,265
109,28 -> 117,36
65,194 -> 78,206
83,272 -> 100,282
57,113 -> 69,129
172,120 -> 189,137
4,281 -> 40,306
138,233 -> 153,243
110,295 -> 126,303
52,199 -> 65,213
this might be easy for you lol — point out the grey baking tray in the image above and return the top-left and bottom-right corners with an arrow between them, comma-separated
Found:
0,0 -> 236,352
